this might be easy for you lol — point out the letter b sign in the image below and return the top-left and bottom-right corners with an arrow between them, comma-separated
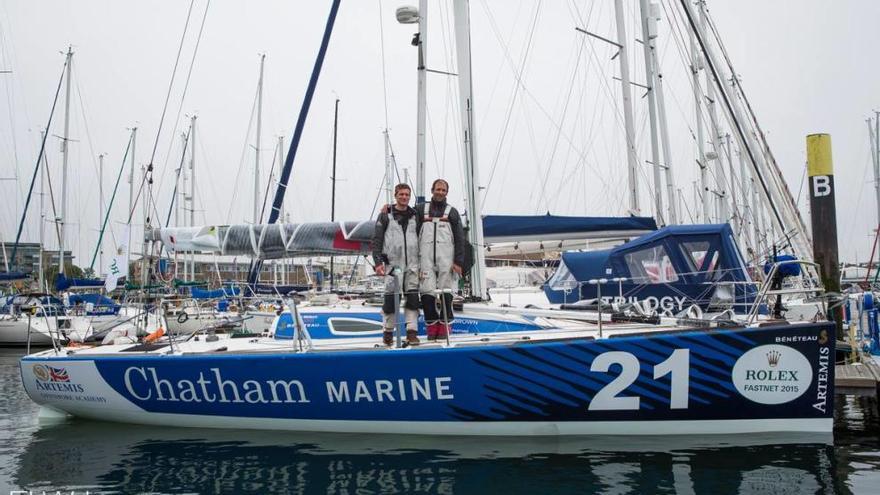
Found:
812,175 -> 831,197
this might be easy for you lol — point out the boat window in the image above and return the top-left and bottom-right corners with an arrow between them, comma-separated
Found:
329,318 -> 384,335
624,245 -> 679,283
680,241 -> 720,279
547,260 -> 579,291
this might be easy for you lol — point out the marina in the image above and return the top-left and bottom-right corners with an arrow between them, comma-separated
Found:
1,0 -> 880,493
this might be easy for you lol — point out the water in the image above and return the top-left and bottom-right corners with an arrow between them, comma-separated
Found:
0,348 -> 878,495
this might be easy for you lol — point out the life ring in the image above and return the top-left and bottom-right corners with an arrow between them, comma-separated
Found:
145,327 -> 165,344
177,312 -> 189,324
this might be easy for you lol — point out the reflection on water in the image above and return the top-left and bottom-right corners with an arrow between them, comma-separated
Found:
5,422 -> 844,494
0,349 -> 878,494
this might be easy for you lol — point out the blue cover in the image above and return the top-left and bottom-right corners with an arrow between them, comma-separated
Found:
191,287 -> 240,299
0,271 -> 29,282
545,223 -> 758,313
68,293 -> 117,307
68,293 -> 120,316
482,215 -> 657,242
55,274 -> 105,291
763,254 -> 801,278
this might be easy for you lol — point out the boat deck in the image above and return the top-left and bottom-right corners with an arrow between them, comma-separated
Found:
26,319 -> 742,359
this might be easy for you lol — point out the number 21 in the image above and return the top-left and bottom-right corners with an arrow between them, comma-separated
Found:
588,349 -> 689,411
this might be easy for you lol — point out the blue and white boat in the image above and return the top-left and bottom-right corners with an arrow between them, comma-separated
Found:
20,318 -> 834,435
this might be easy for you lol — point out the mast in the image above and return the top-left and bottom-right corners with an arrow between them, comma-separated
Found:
98,152 -> 105,276
278,135 -> 286,284
416,0 -> 428,204
679,0 -> 812,264
638,0 -> 663,225
453,0 -> 487,299
724,133 -> 738,237
127,127 -> 136,264
189,114 -> 196,281
384,130 -> 393,205
689,29 -> 709,222
249,0 -> 341,286
39,130 -> 47,290
871,114 -> 880,230
698,1 -> 728,224
330,98 -> 339,291
254,54 -> 265,224
613,0 -> 640,215
738,147 -> 753,253
59,47 -> 73,275
176,132 -> 186,227
139,163 -> 149,287
645,1 -> 677,224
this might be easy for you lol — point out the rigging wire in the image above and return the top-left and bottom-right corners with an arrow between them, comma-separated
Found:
257,139 -> 280,223
226,67 -> 260,223
72,64 -> 115,245
88,134 -> 133,270
534,27 -> 586,213
481,0 -> 543,198
127,0 -> 197,225
376,0 -> 390,131
8,58 -> 67,267
153,0 -> 212,227
164,128 -> 192,227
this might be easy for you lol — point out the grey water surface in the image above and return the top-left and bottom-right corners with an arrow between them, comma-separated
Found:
0,348 -> 877,494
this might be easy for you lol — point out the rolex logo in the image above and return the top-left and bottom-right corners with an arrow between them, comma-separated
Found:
766,350 -> 781,367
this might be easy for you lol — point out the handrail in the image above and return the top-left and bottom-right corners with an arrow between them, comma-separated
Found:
746,260 -> 826,325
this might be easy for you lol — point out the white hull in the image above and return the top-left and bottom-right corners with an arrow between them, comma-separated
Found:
44,405 -> 831,436
0,317 -> 53,346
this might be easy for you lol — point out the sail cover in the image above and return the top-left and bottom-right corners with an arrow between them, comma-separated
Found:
0,271 -> 29,282
150,215 -> 655,259
482,215 -> 657,243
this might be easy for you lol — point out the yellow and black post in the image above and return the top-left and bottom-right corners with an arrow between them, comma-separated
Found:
806,134 -> 841,324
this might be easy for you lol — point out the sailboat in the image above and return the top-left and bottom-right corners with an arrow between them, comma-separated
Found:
19,0 -> 834,436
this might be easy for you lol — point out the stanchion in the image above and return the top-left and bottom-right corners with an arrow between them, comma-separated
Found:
589,278 -> 608,338
439,288 -> 452,347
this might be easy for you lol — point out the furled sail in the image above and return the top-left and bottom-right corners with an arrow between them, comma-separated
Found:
148,221 -> 374,259
149,215 -> 656,260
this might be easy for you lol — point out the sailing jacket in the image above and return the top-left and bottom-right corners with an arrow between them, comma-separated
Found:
373,206 -> 422,293
417,200 -> 465,293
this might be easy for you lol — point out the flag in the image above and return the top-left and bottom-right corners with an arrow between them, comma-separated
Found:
48,366 -> 70,382
105,225 -> 130,292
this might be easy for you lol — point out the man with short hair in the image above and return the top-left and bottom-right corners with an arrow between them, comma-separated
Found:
372,183 -> 422,346
418,179 -> 465,341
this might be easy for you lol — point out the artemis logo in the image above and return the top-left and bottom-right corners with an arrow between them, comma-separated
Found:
31,364 -> 85,393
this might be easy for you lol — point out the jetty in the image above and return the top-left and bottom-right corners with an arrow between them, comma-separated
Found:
835,358 -> 880,397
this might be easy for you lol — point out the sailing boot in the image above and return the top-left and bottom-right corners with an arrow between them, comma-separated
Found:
405,308 -> 420,338
382,313 -> 396,347
436,321 -> 451,341
406,329 -> 421,345
426,321 -> 439,342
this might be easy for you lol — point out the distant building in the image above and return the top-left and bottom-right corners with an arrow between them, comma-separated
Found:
0,242 -> 74,277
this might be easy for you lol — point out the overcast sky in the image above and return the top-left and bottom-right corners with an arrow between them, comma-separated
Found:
0,0 -> 877,271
